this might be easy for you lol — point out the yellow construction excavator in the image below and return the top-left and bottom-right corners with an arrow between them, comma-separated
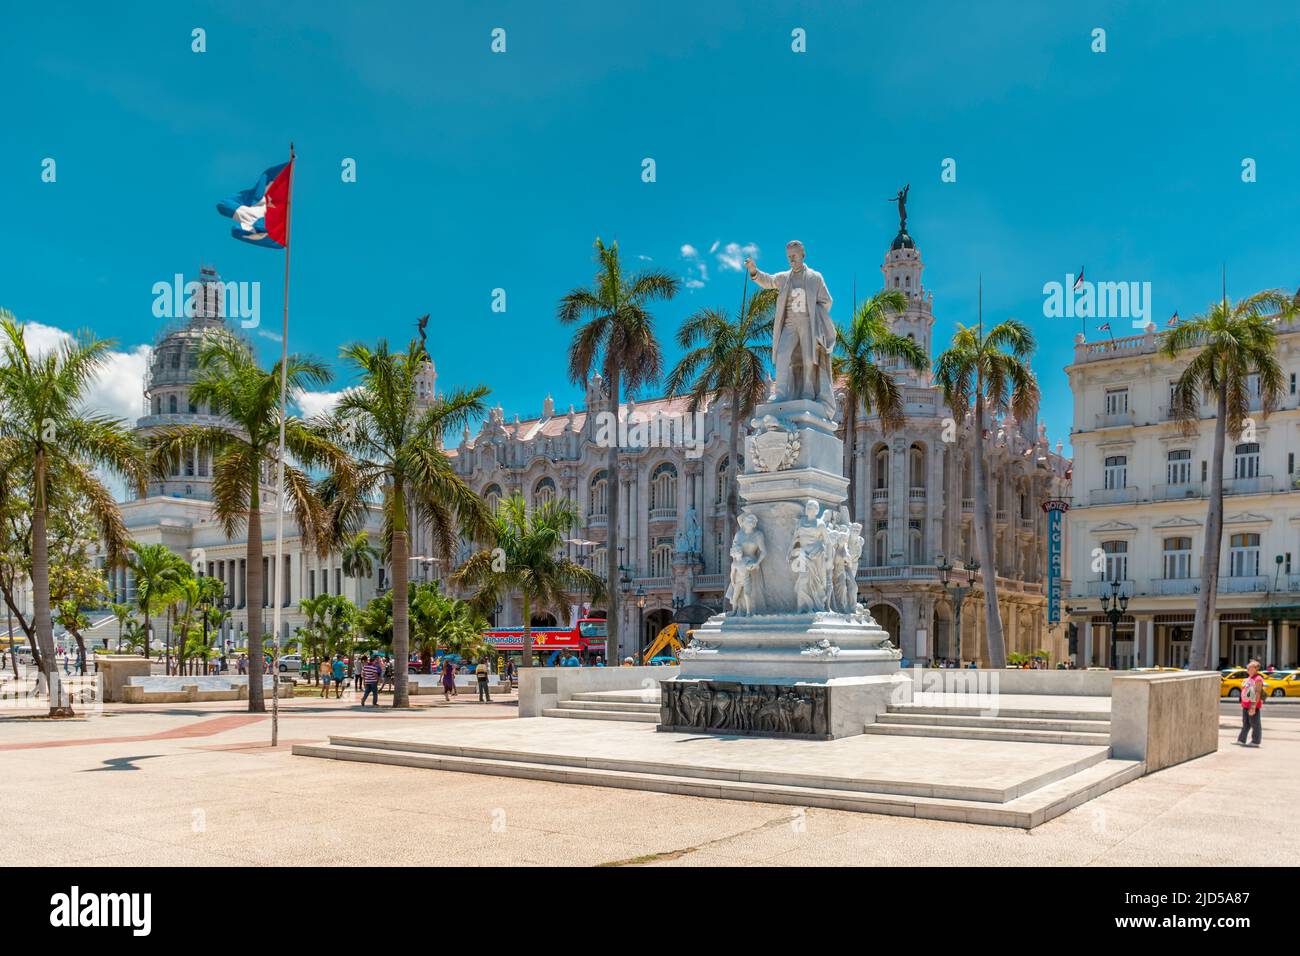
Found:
640,622 -> 687,665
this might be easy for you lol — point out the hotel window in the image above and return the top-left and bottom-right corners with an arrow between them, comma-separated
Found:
1166,449 -> 1192,485
1229,533 -> 1260,578
1163,537 -> 1192,579
336,569 -> 342,594
587,472 -> 606,516
1101,540 -> 1128,582
1233,443 -> 1260,480
1104,388 -> 1129,415
1290,372 -> 1296,395
1289,453 -> 1295,475
1103,455 -> 1127,490
1247,373 -> 1260,399
715,457 -> 729,505
309,571 -> 316,598
874,520 -> 888,567
483,483 -> 503,513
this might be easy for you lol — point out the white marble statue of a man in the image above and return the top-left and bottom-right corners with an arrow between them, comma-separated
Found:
745,241 -> 835,410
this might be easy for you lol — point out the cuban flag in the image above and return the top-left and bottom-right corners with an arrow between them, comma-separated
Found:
1073,267 -> 1085,290
216,159 -> 293,248
1168,311 -> 1180,327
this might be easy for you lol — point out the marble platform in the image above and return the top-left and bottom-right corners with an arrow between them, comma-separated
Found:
294,712 -> 1144,829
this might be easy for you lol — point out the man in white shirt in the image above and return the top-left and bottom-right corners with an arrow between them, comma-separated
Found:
745,241 -> 835,410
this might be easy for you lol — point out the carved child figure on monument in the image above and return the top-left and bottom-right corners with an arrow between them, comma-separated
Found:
788,498 -> 830,614
725,509 -> 767,616
745,242 -> 835,416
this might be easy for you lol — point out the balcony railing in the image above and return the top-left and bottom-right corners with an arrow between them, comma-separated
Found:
648,507 -> 677,522
1152,481 -> 1204,502
1095,411 -> 1134,428
585,513 -> 607,528
1086,579 -> 1134,598
1224,475 -> 1273,496
1220,576 -> 1267,593
858,565 -> 940,581
995,509 -> 1008,523
909,487 -> 926,501
872,488 -> 889,502
1152,578 -> 1198,596
1090,486 -> 1138,505
961,498 -> 974,512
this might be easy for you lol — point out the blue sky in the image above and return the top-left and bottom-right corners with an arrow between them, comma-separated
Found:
4,0 -> 1298,454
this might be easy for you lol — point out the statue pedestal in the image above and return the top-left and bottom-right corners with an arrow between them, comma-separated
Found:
658,398 -> 905,739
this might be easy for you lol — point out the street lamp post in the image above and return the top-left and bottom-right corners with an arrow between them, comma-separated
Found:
1099,577 -> 1129,670
936,554 -> 979,666
636,585 -> 647,658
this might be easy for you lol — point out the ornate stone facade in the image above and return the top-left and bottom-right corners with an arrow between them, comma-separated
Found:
451,222 -> 1072,664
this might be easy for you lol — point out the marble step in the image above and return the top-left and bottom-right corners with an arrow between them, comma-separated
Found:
877,712 -> 1112,733
292,740 -> 1143,829
315,729 -> 1111,802
555,699 -> 661,714
541,706 -> 659,723
889,703 -> 1111,723
570,690 -> 662,704
862,722 -> 1110,746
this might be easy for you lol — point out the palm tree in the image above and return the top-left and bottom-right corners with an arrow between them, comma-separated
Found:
340,531 -> 380,605
934,317 -> 1039,668
558,238 -> 679,662
454,494 -> 604,667
1163,288 -> 1297,670
108,602 -> 134,652
320,337 -> 494,707
0,314 -> 145,715
147,330 -> 349,712
833,290 -> 929,518
125,543 -> 186,664
665,287 -> 777,544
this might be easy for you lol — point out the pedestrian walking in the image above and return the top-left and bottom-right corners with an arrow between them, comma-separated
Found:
320,657 -> 332,698
361,655 -> 381,707
475,657 -> 491,702
1237,659 -> 1265,747
331,655 -> 346,699
441,660 -> 456,702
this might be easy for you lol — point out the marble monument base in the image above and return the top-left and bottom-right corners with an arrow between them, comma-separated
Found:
659,609 -> 908,739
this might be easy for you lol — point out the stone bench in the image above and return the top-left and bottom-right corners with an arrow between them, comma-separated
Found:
408,674 -> 511,695
120,675 -> 292,703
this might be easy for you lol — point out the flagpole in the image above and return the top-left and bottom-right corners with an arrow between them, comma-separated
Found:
270,143 -> 295,748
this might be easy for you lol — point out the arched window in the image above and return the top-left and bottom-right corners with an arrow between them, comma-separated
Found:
909,443 -> 926,491
168,394 -> 178,414
533,477 -> 556,509
188,392 -> 198,414
909,525 -> 923,565
1163,537 -> 1192,579
650,462 -> 677,513
716,457 -> 729,505
483,483 -> 503,512
1101,540 -> 1128,581
873,524 -> 888,567
873,445 -> 889,500
650,537 -> 673,578
589,470 -> 608,517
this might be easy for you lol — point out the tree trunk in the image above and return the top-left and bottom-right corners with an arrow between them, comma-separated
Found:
522,593 -> 533,669
390,482 -> 410,707
246,491 -> 265,712
726,388 -> 742,550
605,365 -> 621,665
31,459 -> 72,716
844,398 -> 858,521
971,392 -> 1006,668
1192,387 -> 1228,670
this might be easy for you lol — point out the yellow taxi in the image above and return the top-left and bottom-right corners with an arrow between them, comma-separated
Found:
1219,668 -> 1252,699
1262,670 -> 1300,698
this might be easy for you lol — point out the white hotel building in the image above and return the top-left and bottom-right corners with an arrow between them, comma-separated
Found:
1065,318 -> 1300,670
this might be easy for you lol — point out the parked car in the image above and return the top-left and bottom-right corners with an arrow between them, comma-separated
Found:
1263,670 -> 1300,698
1220,668 -> 1251,699
279,654 -> 302,673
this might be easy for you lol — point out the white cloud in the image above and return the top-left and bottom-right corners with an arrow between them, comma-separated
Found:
256,328 -> 283,343
717,241 -> 760,272
708,240 -> 720,255
680,244 -> 700,259
13,321 -> 150,425
294,388 -> 349,420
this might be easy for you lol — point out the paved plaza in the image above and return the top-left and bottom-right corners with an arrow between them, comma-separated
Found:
2,689 -> 1296,867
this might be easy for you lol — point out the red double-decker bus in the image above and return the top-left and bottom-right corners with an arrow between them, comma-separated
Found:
483,617 -> 608,666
